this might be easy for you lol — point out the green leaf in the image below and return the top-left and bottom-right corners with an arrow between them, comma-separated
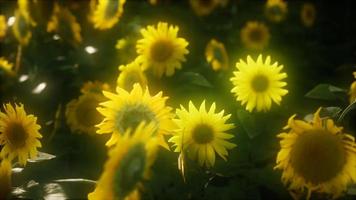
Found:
320,107 -> 342,118
179,72 -> 213,88
305,84 -> 347,100
237,109 -> 261,139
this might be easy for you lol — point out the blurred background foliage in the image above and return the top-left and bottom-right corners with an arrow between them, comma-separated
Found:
1,0 -> 356,199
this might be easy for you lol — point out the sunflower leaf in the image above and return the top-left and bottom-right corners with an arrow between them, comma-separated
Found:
237,109 -> 261,139
320,107 -> 342,118
305,84 -> 347,100
179,72 -> 213,88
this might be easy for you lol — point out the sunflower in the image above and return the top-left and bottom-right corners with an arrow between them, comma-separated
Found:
90,0 -> 126,30
66,93 -> 105,134
349,72 -> 356,103
47,3 -> 82,45
275,108 -> 356,199
18,0 -> 37,25
0,57 -> 14,76
0,103 -> 42,166
96,83 -> 175,149
0,159 -> 11,199
12,9 -> 35,46
230,55 -> 288,112
0,15 -> 7,39
265,0 -> 287,23
240,21 -> 270,50
189,0 -> 229,16
301,3 -> 316,28
80,81 -> 111,95
117,61 -> 147,92
205,39 -> 229,71
88,122 -> 158,200
169,101 -> 236,168
136,22 -> 189,77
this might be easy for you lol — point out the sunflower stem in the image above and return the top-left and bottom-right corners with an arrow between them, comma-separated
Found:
15,45 -> 22,73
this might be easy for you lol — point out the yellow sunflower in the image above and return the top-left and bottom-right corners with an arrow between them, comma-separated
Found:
0,159 -> 11,199
189,0 -> 229,16
0,103 -> 42,166
117,60 -> 147,91
47,3 -> 82,45
66,93 -> 105,134
12,9 -> 35,46
0,15 -> 7,39
205,39 -> 229,71
90,0 -> 126,30
80,81 -> 111,95
349,72 -> 356,103
18,0 -> 37,25
275,108 -> 356,199
301,3 -> 316,28
96,83 -> 175,149
230,55 -> 288,112
136,22 -> 189,77
240,21 -> 270,50
265,0 -> 287,23
169,101 -> 236,168
0,57 -> 14,76
88,122 -> 158,200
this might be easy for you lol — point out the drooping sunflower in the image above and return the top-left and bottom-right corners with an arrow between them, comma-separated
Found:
0,15 -> 7,39
301,3 -> 316,28
275,108 -> 356,199
189,0 -> 228,16
205,39 -> 229,71
80,81 -> 111,95
169,101 -> 236,168
88,122 -> 158,200
90,0 -> 126,30
265,0 -> 287,23
0,159 -> 11,199
96,83 -> 175,149
47,3 -> 82,45
349,72 -> 356,103
240,21 -> 270,50
66,93 -> 105,134
117,60 -> 147,91
136,22 -> 189,77
0,57 -> 14,76
12,9 -> 35,46
0,103 -> 42,166
230,55 -> 288,112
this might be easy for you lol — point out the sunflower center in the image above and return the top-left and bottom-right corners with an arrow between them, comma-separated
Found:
305,9 -> 315,19
17,14 -> 30,38
268,5 -> 283,16
6,122 -> 28,148
115,104 -> 157,134
213,47 -> 224,63
113,143 -> 146,198
290,129 -> 346,184
75,97 -> 101,127
104,0 -> 119,19
198,0 -> 214,7
150,40 -> 174,62
251,74 -> 269,92
249,29 -> 263,42
123,73 -> 143,91
192,124 -> 214,144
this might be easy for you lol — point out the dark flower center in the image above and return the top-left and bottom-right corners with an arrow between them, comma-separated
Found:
251,74 -> 269,92
192,124 -> 214,144
249,29 -> 263,42
105,0 -> 119,19
150,40 -> 174,62
290,129 -> 346,184
7,122 -> 28,148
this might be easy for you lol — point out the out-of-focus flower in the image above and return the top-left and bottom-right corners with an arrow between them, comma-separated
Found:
96,84 -> 175,149
0,57 -> 15,76
349,72 -> 356,103
301,2 -> 316,27
205,39 -> 229,71
0,15 -> 7,39
117,60 -> 147,91
47,3 -> 82,45
88,122 -> 158,200
265,0 -> 287,23
275,108 -> 356,199
230,55 -> 288,112
90,0 -> 126,30
240,21 -> 270,50
169,100 -> 236,168
0,159 -> 11,199
66,93 -> 105,134
80,81 -> 110,95
136,22 -> 189,77
0,103 -> 42,166
189,0 -> 229,16
12,9 -> 35,46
